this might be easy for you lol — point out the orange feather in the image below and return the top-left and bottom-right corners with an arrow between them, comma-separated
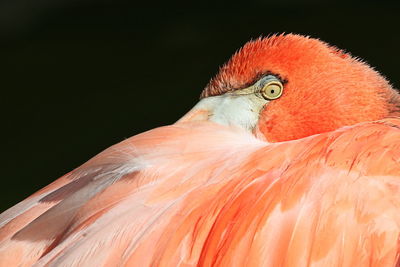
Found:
1,34 -> 400,266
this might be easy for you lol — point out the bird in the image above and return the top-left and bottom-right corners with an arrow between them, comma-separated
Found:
1,33 -> 400,267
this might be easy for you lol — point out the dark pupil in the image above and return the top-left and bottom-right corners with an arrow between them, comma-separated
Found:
270,89 -> 275,94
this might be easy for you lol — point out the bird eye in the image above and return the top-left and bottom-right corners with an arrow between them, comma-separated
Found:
260,81 -> 283,100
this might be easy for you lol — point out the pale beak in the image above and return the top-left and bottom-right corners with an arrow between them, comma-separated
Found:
177,85 -> 269,132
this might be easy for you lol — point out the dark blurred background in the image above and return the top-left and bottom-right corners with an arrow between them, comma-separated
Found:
1,0 -> 399,211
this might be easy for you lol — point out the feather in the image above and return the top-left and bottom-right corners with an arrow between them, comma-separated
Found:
0,119 -> 399,266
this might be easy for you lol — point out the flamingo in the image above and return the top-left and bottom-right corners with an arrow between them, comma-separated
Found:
0,33 -> 400,267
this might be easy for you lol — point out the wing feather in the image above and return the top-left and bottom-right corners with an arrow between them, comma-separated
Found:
0,120 -> 399,266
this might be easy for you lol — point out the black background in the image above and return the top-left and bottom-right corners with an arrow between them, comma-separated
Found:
1,0 -> 400,212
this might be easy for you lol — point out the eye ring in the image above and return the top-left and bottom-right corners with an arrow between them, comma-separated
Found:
260,81 -> 283,100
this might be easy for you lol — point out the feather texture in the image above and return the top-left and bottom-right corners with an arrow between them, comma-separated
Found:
1,119 -> 399,266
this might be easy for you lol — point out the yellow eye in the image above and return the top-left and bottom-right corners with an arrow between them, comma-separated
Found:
261,81 -> 283,100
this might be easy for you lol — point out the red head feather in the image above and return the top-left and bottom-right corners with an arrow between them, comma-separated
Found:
202,34 -> 400,142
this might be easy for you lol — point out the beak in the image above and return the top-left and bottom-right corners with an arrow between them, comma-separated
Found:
177,85 -> 268,132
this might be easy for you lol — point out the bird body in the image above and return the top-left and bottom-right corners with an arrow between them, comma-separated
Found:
1,34 -> 400,266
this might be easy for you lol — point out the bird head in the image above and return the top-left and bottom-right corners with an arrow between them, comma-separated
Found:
180,34 -> 400,142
